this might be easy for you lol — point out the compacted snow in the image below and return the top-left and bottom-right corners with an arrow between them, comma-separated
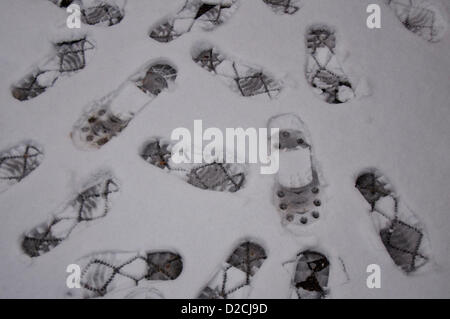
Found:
0,0 -> 449,298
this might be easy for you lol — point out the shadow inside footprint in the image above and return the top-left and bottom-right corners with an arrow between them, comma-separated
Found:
268,114 -> 325,228
49,0 -> 74,7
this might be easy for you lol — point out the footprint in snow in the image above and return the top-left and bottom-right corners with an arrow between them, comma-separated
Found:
68,250 -> 182,298
386,0 -> 448,42
192,41 -> 283,99
140,138 -> 247,193
149,0 -> 239,43
71,60 -> 177,150
49,0 -> 126,27
22,171 -> 119,257
268,113 -> 327,231
11,34 -> 95,101
355,168 -> 432,274
0,141 -> 44,194
197,240 -> 267,299
262,0 -> 301,15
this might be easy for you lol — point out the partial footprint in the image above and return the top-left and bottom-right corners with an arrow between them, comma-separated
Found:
386,0 -> 448,42
141,138 -> 246,192
305,25 -> 354,104
262,0 -> 300,15
285,250 -> 330,299
71,61 -> 177,150
49,0 -> 126,26
192,42 -> 283,98
68,250 -> 182,298
11,34 -> 95,101
149,0 -> 239,43
22,171 -> 119,257
197,240 -> 267,299
49,0 -> 73,6
0,141 -> 44,194
123,287 -> 164,299
268,114 -> 326,230
99,286 -> 165,298
355,169 -> 431,273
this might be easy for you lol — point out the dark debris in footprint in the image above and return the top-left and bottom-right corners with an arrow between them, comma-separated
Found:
269,114 -> 324,227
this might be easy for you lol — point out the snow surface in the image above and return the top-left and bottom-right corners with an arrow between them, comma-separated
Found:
0,0 -> 449,298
